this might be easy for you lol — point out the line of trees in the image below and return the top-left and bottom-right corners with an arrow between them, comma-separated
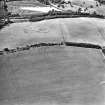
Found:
38,0 -> 62,5
95,0 -> 105,4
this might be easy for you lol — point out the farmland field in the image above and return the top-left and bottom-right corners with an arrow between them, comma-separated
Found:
0,17 -> 105,105
1,0 -> 105,104
0,18 -> 105,49
0,45 -> 105,105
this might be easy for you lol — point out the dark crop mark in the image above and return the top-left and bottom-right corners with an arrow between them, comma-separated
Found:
0,41 -> 104,56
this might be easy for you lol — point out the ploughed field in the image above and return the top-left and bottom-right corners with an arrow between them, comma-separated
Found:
0,17 -> 105,105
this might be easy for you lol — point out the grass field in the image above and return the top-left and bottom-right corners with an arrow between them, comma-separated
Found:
7,0 -> 46,16
0,46 -> 105,105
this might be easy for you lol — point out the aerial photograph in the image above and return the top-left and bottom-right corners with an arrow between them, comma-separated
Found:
0,0 -> 105,105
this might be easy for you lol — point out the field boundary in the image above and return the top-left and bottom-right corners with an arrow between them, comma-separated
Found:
0,41 -> 104,56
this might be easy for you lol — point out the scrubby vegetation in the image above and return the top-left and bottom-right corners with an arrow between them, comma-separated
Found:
0,41 -> 103,56
37,0 -> 62,5
0,42 -> 64,55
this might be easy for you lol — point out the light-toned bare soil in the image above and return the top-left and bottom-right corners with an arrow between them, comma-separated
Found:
0,18 -> 105,50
